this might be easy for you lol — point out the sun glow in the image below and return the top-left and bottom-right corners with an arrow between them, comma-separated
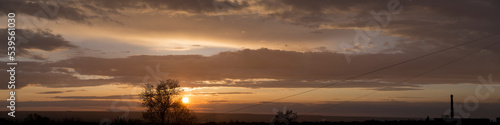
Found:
182,97 -> 189,104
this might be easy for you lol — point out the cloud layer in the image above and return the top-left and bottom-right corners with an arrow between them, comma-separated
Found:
4,0 -> 499,53
2,47 -> 498,89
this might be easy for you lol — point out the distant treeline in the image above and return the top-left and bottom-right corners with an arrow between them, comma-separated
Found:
0,113 -> 144,125
201,120 -> 498,125
0,114 -> 498,125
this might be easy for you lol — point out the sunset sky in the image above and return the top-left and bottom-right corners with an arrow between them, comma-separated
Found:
1,0 -> 500,119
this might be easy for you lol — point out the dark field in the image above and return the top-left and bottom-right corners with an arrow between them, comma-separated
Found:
0,111 -> 497,125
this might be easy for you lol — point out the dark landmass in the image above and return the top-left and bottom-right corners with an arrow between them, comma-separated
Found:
0,111 -> 497,125
0,111 -> 416,123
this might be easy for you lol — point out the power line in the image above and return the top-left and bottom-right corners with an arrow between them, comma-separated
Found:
305,37 -> 500,115
200,33 -> 500,118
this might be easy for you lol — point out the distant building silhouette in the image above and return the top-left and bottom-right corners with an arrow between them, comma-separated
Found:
451,94 -> 454,119
431,95 -> 492,125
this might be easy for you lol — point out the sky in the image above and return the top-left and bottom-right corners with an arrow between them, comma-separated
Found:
1,0 -> 500,119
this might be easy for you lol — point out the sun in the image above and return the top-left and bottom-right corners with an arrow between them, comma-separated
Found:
182,97 -> 189,104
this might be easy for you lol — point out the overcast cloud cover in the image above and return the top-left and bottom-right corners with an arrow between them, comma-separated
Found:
1,0 -> 499,118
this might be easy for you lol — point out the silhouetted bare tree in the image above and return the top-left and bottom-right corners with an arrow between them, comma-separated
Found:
140,79 -> 197,125
171,99 -> 197,124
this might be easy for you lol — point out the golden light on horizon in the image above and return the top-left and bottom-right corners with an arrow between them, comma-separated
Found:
182,97 -> 189,104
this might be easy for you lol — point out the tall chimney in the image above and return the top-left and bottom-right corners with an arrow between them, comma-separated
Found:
450,94 -> 454,119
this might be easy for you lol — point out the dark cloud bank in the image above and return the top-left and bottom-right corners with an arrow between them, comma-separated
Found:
1,47 -> 499,89
0,28 -> 76,60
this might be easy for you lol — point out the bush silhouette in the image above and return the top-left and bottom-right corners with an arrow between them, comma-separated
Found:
24,114 -> 52,125
270,110 -> 298,125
